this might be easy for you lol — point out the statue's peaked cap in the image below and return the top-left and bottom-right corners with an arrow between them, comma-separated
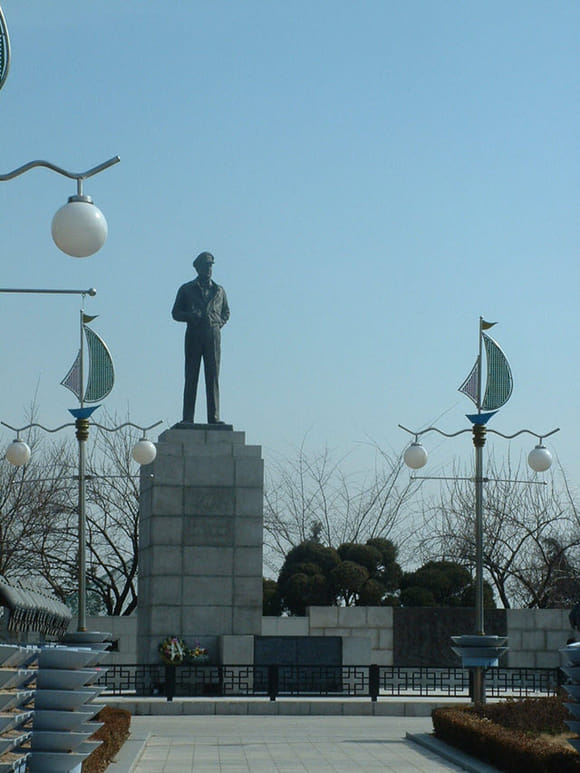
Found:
193,251 -> 215,270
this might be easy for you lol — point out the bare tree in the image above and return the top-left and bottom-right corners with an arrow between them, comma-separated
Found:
522,536 -> 580,608
1,413 -> 144,616
0,427 -> 76,590
83,419 -> 143,615
416,453 -> 579,608
263,438 -> 419,573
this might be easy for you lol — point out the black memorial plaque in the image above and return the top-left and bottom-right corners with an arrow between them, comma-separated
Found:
254,636 -> 342,693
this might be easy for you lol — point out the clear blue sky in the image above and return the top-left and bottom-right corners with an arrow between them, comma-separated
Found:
0,2 -> 578,491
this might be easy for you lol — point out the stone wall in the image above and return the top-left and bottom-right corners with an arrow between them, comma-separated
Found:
80,607 -> 577,667
262,610 -> 372,665
507,608 -> 573,668
263,607 -> 576,668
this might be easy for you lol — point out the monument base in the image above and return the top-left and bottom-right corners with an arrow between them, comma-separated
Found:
137,426 -> 264,664
171,422 -> 234,431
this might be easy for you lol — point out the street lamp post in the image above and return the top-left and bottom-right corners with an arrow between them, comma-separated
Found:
3,416 -> 161,632
399,318 -> 559,706
1,286 -> 160,631
0,156 -> 120,257
1,44 -> 131,635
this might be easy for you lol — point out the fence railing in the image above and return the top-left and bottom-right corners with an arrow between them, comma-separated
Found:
96,664 -> 564,702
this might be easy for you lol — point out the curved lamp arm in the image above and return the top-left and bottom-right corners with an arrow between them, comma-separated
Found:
0,156 -> 120,197
486,427 -> 560,442
2,418 -> 162,436
91,420 -> 163,435
2,420 -> 75,435
398,424 -> 472,440
399,422 -> 560,474
399,423 -> 560,443
3,418 -> 163,468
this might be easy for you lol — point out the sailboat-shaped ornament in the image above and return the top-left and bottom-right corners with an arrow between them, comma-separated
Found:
458,318 -> 513,424
0,5 -> 11,93
61,313 -> 115,418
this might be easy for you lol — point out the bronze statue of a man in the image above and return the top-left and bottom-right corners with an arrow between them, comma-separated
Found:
172,252 -> 230,424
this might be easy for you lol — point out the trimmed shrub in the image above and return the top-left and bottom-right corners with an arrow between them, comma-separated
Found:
432,702 -> 580,773
475,696 -> 570,735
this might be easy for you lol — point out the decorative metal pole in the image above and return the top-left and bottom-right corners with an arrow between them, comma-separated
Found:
472,421 -> 486,704
75,413 -> 90,632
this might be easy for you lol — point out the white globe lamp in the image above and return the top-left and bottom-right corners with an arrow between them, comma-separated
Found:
51,196 -> 108,257
5,439 -> 31,466
132,439 -> 157,465
403,441 -> 428,470
528,444 -> 552,473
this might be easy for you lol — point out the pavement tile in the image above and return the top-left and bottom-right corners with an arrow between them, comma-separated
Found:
109,714 -> 474,772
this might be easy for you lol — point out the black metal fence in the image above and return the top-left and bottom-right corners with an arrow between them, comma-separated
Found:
96,664 -> 564,702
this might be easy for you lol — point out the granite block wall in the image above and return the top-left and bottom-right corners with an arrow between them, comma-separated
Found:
263,607 -> 391,665
507,608 -> 573,668
83,607 -> 577,667
262,607 -> 576,668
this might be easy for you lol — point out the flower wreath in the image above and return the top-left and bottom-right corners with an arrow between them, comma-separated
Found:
159,635 -> 187,665
189,642 -> 209,662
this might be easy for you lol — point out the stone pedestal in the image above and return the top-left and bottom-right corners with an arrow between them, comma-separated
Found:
137,427 -> 263,664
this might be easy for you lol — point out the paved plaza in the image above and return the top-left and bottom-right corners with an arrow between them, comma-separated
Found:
109,714 -> 493,772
